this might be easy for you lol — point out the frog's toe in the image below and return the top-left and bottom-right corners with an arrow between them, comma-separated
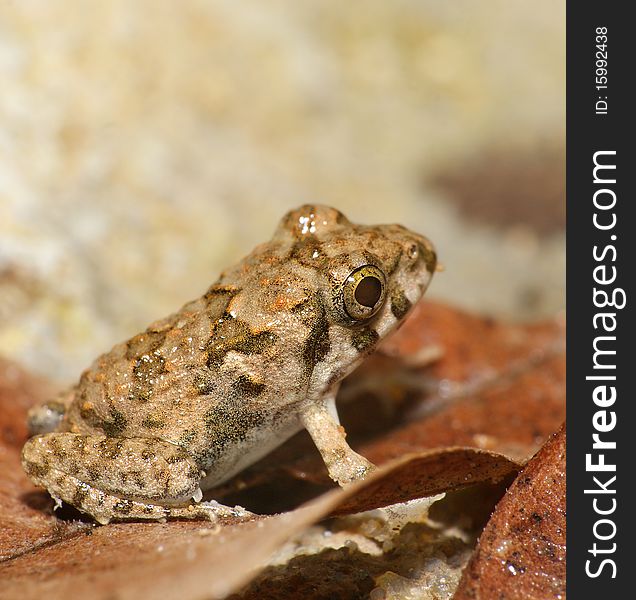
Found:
330,452 -> 376,487
166,500 -> 254,523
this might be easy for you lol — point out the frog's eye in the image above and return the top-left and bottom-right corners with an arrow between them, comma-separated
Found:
342,265 -> 387,321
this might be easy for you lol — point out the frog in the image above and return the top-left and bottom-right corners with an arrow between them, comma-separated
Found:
21,205 -> 436,524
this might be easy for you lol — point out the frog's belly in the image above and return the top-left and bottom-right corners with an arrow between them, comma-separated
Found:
199,411 -> 303,490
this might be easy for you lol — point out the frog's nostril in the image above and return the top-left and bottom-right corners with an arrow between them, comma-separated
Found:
405,237 -> 437,275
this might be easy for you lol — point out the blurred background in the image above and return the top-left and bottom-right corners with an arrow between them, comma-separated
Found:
0,1 -> 564,381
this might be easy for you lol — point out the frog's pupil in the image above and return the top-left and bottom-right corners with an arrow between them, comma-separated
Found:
355,276 -> 382,307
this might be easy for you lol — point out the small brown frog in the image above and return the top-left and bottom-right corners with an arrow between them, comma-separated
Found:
22,205 -> 436,523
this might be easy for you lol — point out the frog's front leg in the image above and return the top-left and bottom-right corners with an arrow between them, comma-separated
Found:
21,433 -> 243,524
300,392 -> 375,487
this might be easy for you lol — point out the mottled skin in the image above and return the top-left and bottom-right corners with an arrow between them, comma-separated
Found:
22,205 -> 436,524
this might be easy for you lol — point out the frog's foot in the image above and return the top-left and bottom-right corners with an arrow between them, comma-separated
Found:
325,450 -> 376,487
21,432 -> 246,525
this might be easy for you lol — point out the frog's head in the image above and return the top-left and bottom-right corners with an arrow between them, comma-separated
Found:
326,222 -> 436,332
275,204 -> 436,373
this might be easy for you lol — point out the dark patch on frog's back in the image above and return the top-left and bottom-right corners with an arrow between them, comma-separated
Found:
170,284 -> 239,322
24,459 -> 50,479
130,352 -> 167,404
178,429 -> 198,449
73,482 -> 90,508
390,288 -> 412,320
123,286 -> 237,404
351,327 -> 380,352
165,451 -> 188,464
194,371 -> 216,396
98,437 -> 126,459
113,499 -> 134,515
203,284 -> 241,306
86,462 -> 102,482
125,328 -> 167,405
293,296 -> 331,379
101,406 -> 129,437
47,435 -> 66,459
71,434 -> 88,455
205,318 -> 278,369
141,414 -> 167,430
120,469 -> 146,489
231,374 -> 266,398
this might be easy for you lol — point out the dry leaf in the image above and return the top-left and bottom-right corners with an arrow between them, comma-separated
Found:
454,425 -> 566,599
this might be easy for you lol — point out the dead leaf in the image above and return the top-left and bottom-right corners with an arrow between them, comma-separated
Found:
453,425 -> 566,599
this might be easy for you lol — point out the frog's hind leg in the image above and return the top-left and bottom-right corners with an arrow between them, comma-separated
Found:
21,432 -> 245,524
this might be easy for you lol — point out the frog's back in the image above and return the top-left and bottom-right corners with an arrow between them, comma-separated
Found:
63,260 -> 314,466
64,289 -> 234,438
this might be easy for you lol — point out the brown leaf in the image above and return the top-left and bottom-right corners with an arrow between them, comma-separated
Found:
453,425 -> 566,599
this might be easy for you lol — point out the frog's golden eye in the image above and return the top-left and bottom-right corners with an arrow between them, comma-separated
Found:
342,265 -> 387,321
